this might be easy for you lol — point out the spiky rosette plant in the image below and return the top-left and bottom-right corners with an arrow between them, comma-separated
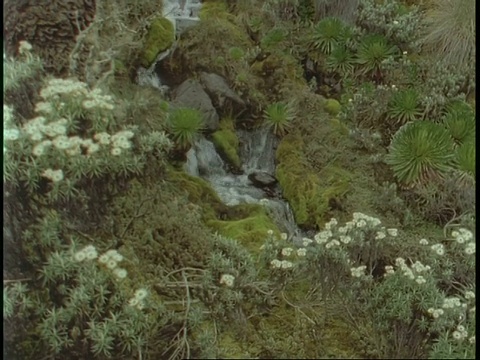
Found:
263,102 -> 295,137
385,121 -> 455,185
441,101 -> 475,146
387,88 -> 423,126
325,46 -> 355,75
454,139 -> 475,181
310,17 -> 350,54
421,0 -> 475,69
356,34 -> 398,80
168,108 -> 205,149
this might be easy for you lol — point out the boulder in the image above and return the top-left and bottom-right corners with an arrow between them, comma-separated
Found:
199,72 -> 246,113
171,79 -> 219,131
248,171 -> 277,188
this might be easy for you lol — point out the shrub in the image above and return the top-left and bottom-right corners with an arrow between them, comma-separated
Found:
386,121 -> 455,185
168,108 -> 205,149
263,102 -> 295,137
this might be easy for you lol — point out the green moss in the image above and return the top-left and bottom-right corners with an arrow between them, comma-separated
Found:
211,118 -> 241,169
166,168 -> 226,221
275,135 -> 351,229
207,204 -> 281,255
324,98 -> 341,116
140,17 -> 175,68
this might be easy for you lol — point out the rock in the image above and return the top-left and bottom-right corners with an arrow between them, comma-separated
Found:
199,72 -> 246,112
248,171 -> 277,188
171,79 -> 220,131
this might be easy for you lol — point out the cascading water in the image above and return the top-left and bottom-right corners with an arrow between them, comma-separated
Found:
184,128 -> 303,241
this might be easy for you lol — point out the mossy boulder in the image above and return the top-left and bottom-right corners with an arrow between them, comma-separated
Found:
140,17 -> 175,68
324,99 -> 341,116
211,118 -> 241,170
275,134 -> 351,229
207,203 -> 281,255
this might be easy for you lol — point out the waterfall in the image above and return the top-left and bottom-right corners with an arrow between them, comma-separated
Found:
184,128 -> 303,241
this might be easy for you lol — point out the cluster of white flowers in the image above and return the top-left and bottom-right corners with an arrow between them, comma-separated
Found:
468,335 -> 476,344
296,248 -> 307,257
419,238 -> 429,245
391,258 -> 431,284
451,228 -> 474,244
324,217 -> 338,230
464,242 -> 475,255
267,229 -> 274,236
280,233 -> 288,241
464,291 -> 475,300
40,78 -> 89,99
352,212 -> 382,227
301,237 -> 313,247
427,307 -> 445,319
281,247 -> 294,257
219,274 -> 235,287
98,249 -> 127,279
325,239 -> 341,249
430,243 -> 445,256
259,198 -> 269,206
128,288 -> 148,310
42,168 -> 64,182
452,324 -> 469,341
442,297 -> 466,309
82,88 -> 115,111
270,259 -> 293,269
73,245 -> 98,262
350,265 -> 367,278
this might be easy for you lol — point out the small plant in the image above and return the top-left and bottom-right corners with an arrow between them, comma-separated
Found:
310,17 -> 349,54
325,46 -> 355,75
168,108 -> 205,149
386,121 -> 455,185
356,34 -> 398,80
441,100 -> 475,146
263,102 -> 295,136
387,88 -> 422,126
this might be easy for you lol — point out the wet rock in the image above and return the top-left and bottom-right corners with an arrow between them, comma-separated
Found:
248,171 -> 277,188
171,79 -> 219,131
199,72 -> 246,114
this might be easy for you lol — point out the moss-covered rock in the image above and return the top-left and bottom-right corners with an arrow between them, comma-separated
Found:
211,118 -> 242,170
207,203 -> 281,255
140,17 -> 175,68
275,134 -> 351,229
324,98 -> 341,116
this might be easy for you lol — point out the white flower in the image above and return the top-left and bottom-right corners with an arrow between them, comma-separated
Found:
297,248 -> 307,257
356,219 -> 367,228
415,276 -> 426,285
4,128 -> 20,141
281,247 -> 293,257
18,40 -> 32,54
395,257 -> 406,266
94,132 -> 112,145
455,236 -> 465,244
281,260 -> 293,269
402,51 -> 407,55
465,243 -> 475,255
270,259 -> 282,268
106,259 -> 118,269
267,229 -> 274,236
113,268 -> 127,279
53,136 -> 72,150
280,233 -> 288,241
34,102 -> 53,114
134,288 -> 148,300
387,228 -> 398,237
128,297 -> 139,306
87,143 -> 100,155
32,143 -> 46,156
350,265 -> 367,278
73,251 -> 86,262
375,231 -> 386,240
469,336 -> 475,344
98,254 -> 110,264
302,237 -> 313,247
452,331 -> 463,340
50,170 -> 64,182
427,308 -> 435,314
259,198 -> 269,206
464,291 -> 475,300
459,228 -> 473,241
393,20 -> 399,25
419,238 -> 428,245
337,226 -> 347,234
83,245 -> 98,260
339,235 -> 351,244
451,230 -> 460,238
431,243 -> 445,256
111,147 -> 122,156
219,274 -> 235,287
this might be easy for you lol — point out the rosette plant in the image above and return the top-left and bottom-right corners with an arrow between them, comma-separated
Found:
325,46 -> 355,75
387,88 -> 423,127
356,34 -> 398,81
263,102 -> 295,137
168,108 -> 205,149
386,121 -> 455,185
441,101 -> 475,146
310,17 -> 351,54
454,139 -> 475,181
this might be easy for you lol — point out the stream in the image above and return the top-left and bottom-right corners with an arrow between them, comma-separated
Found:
137,0 -> 306,245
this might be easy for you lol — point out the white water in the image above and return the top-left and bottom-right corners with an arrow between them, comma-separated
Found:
184,128 -> 302,240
